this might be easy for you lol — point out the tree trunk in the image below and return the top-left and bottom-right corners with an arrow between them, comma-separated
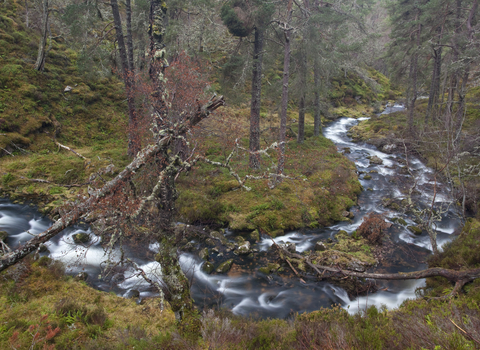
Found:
34,0 -> 49,71
111,0 -> 140,157
126,0 -> 135,74
407,18 -> 421,134
25,0 -> 29,28
453,0 -> 478,141
277,0 -> 294,178
313,56 -> 322,137
297,38 -> 307,144
249,27 -> 264,169
425,45 -> 442,124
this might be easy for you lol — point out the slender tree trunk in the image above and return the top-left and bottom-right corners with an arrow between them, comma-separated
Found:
249,27 -> 264,169
126,0 -> 135,74
111,0 -> 140,157
407,17 -> 421,133
313,56 -> 322,137
297,38 -> 307,144
34,0 -> 49,71
277,0 -> 294,178
453,0 -> 478,140
25,0 -> 29,28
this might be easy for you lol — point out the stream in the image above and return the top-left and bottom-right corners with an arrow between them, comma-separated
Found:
0,104 -> 462,318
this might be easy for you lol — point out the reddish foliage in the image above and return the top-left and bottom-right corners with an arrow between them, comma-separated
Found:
357,212 -> 389,244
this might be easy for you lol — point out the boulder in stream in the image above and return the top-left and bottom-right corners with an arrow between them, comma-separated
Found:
368,155 -> 383,165
0,230 -> 7,242
408,225 -> 423,235
198,247 -> 209,260
216,259 -> 234,273
202,261 -> 215,274
234,241 -> 251,255
249,229 -> 260,242
73,232 -> 90,244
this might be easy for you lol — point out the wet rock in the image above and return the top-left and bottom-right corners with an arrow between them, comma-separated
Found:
216,259 -> 233,273
367,188 -> 373,191
286,242 -> 296,253
342,147 -> 351,154
211,247 -> 220,254
249,229 -> 260,242
234,236 -> 245,244
363,175 -> 372,180
397,218 -> 407,226
210,230 -> 227,244
368,155 -> 383,165
348,259 -> 367,272
369,170 -> 378,173
126,289 -> 140,299
73,232 -> 90,244
181,242 -> 195,252
314,242 -> 327,252
202,261 -> 215,274
0,231 -> 7,242
259,263 -> 281,274
38,244 -> 49,254
205,238 -> 216,247
382,144 -> 397,152
234,241 -> 251,255
74,272 -> 88,281
408,226 -> 423,235
199,247 -> 209,260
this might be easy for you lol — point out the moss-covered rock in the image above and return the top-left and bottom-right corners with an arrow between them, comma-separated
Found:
259,263 -> 281,274
249,229 -> 260,242
368,155 -> 383,165
408,225 -> 423,235
0,231 -> 7,242
198,247 -> 209,260
73,232 -> 90,244
216,259 -> 234,273
234,241 -> 250,255
202,261 -> 215,274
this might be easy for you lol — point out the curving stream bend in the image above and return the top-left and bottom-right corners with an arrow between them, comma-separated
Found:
0,104 -> 462,318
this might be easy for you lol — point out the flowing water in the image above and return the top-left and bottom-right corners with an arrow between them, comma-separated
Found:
0,104 -> 462,318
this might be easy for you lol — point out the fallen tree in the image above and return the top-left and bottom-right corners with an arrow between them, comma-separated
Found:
277,246 -> 480,299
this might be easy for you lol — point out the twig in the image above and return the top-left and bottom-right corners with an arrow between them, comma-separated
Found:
449,318 -> 480,345
54,140 -> 88,160
1,147 -> 14,156
286,258 -> 306,284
